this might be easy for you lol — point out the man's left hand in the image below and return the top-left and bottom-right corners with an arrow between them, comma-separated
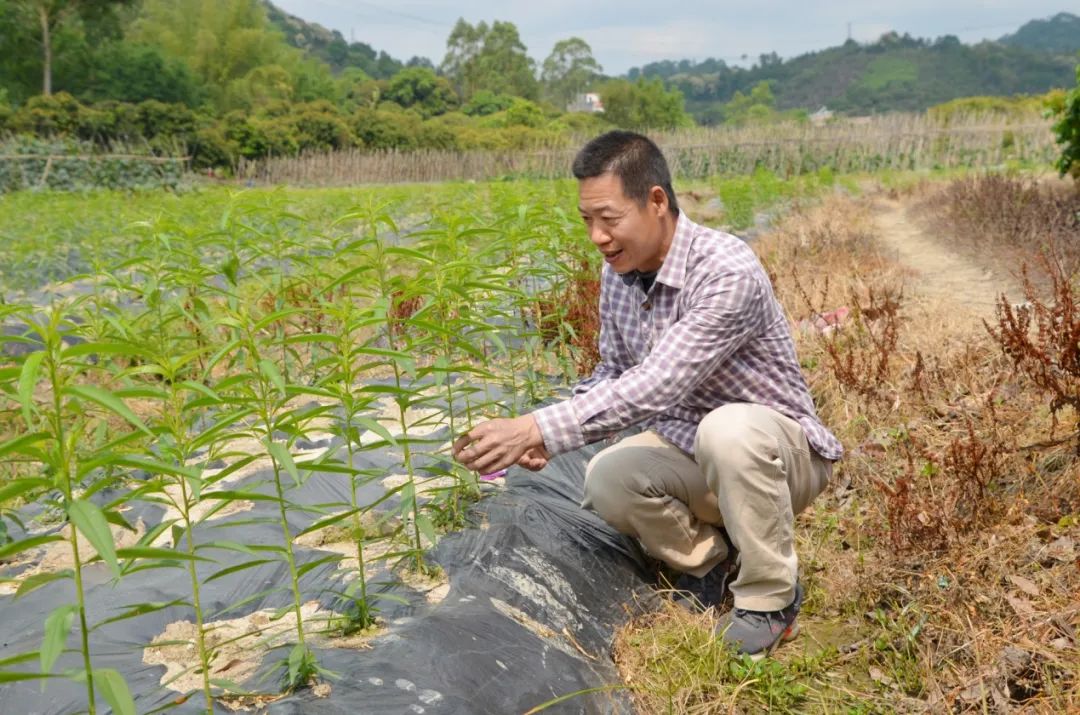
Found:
452,414 -> 545,474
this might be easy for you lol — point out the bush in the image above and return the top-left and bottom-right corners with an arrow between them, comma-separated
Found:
10,92 -> 93,136
352,107 -> 423,150
462,90 -> 514,117
222,111 -> 299,159
385,67 -> 458,118
190,125 -> 236,170
289,101 -> 353,152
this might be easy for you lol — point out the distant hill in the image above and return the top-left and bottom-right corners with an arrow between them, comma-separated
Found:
630,23 -> 1078,121
999,12 -> 1080,55
262,2 -> 419,79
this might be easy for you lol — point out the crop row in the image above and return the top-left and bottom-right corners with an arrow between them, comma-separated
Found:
0,182 -> 596,713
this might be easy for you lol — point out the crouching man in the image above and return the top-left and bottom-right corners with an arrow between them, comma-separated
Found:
453,130 -> 842,659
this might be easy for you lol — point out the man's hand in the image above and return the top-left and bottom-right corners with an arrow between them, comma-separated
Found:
452,414 -> 546,474
516,446 -> 550,471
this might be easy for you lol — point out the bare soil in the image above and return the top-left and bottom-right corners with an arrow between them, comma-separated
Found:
871,196 -> 1023,320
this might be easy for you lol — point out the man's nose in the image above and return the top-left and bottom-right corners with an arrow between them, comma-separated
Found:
588,223 -> 610,246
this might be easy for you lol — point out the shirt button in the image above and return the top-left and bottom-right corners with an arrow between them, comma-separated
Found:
642,301 -> 652,311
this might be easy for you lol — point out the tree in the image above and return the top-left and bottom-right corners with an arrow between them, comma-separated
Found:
722,80 -> 776,125
541,37 -> 602,109
1052,62 -> 1080,180
76,42 -> 203,105
9,0 -> 132,95
440,18 -> 485,97
385,66 -> 458,118
440,19 -> 538,101
600,78 -> 692,130
131,0 -> 333,111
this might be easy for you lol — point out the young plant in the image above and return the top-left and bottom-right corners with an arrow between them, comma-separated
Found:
1,306 -> 142,715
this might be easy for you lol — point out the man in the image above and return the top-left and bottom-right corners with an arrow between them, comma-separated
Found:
453,130 -> 842,659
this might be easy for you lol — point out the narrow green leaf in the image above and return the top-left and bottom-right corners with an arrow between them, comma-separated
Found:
63,385 -> 152,437
95,668 -> 137,715
15,570 -> 72,600
202,490 -> 281,503
178,380 -> 221,402
61,341 -> 143,359
0,651 -> 38,668
111,455 -> 197,479
258,359 -> 286,397
204,558 -> 276,583
0,476 -> 52,505
385,246 -> 435,263
67,500 -> 120,578
116,546 -> 212,562
18,351 -> 45,427
267,442 -> 300,486
0,533 -> 64,562
296,553 -> 342,579
253,307 -> 304,332
196,540 -> 258,556
93,600 -> 185,631
296,508 -> 361,537
0,431 -> 49,461
0,672 -> 52,684
41,604 -> 77,674
352,417 -> 398,446
415,513 -> 437,547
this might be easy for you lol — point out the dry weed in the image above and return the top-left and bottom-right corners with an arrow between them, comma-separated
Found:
614,180 -> 1080,713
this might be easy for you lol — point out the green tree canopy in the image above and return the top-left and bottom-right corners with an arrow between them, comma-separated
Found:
722,80 -> 776,125
600,77 -> 692,130
384,66 -> 458,118
131,0 -> 334,111
6,0 -> 133,96
541,37 -> 602,109
440,19 -> 538,101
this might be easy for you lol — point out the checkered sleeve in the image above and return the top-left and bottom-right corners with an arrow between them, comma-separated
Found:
536,268 -> 767,455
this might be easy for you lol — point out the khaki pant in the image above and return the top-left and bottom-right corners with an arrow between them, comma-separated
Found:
582,403 -> 832,611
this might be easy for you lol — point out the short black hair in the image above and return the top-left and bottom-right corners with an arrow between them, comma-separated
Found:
572,130 -> 679,214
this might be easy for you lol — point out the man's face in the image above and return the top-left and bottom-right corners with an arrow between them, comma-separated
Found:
578,172 -> 669,274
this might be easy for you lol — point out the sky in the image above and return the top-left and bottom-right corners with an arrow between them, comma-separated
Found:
270,1 -> 1073,75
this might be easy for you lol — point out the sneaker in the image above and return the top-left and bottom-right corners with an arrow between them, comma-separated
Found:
717,583 -> 803,660
670,545 -> 738,613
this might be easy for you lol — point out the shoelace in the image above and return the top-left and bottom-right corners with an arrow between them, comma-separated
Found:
732,608 -> 782,632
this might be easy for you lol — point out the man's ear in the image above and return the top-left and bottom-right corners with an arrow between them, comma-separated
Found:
649,185 -> 668,215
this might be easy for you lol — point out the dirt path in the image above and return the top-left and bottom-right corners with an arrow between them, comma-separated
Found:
872,198 -> 1022,320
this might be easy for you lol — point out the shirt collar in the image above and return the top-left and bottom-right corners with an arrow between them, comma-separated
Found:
616,211 -> 693,291
653,211 -> 692,291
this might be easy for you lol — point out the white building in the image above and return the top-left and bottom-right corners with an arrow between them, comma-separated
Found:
568,93 -> 604,113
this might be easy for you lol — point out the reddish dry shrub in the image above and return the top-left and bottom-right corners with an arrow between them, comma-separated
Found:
388,288 -> 423,337
534,258 -> 601,375
877,418 -> 1007,553
792,267 -> 904,405
987,250 -> 1080,448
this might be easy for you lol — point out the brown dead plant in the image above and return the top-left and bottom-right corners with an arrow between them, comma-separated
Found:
987,250 -> 1080,452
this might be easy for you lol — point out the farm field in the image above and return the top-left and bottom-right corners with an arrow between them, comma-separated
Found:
1,168 -> 1078,714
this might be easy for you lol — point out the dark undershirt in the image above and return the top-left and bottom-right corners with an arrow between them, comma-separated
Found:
638,270 -> 658,294
619,268 -> 660,294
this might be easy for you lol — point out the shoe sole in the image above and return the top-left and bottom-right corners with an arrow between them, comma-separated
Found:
747,621 -> 800,662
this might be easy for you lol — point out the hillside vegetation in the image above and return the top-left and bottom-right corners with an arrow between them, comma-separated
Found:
630,13 -> 1079,121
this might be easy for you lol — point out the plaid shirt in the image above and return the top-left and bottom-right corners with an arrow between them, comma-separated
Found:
533,212 -> 843,461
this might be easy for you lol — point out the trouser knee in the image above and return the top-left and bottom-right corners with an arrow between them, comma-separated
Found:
582,449 -> 647,535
